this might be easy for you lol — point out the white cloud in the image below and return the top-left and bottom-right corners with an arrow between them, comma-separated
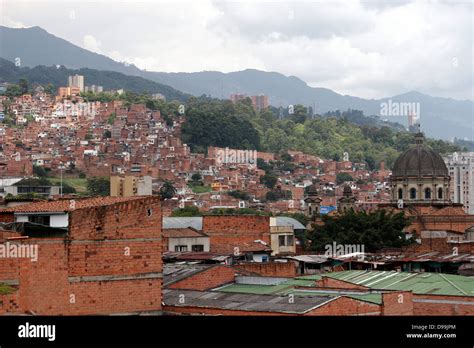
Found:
0,15 -> 25,28
83,34 -> 102,53
0,0 -> 472,99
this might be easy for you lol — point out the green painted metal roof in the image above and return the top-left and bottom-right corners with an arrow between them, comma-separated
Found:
293,289 -> 382,304
217,271 -> 474,298
322,270 -> 474,297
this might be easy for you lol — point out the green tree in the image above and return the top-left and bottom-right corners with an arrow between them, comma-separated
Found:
33,165 -> 48,178
171,206 -> 202,217
260,173 -> 278,189
61,183 -> 76,194
336,172 -> 353,185
19,79 -> 29,95
44,83 -> 55,96
4,84 -> 22,97
190,173 -> 202,184
159,181 -> 177,199
308,209 -> 412,253
107,112 -> 116,125
86,177 -> 110,196
228,190 -> 251,200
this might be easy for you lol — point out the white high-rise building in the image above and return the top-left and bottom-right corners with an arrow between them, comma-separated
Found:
445,152 -> 474,214
68,74 -> 84,92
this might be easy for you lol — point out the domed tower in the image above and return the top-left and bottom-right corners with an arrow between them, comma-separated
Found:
338,184 -> 357,213
304,184 -> 322,218
390,132 -> 450,206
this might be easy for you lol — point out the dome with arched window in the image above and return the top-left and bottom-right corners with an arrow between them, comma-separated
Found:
390,132 -> 450,206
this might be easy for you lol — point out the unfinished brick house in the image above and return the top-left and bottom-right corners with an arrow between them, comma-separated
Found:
0,196 -> 162,315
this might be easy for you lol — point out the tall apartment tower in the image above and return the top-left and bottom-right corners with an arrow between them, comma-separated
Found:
251,95 -> 269,112
445,152 -> 474,214
230,94 -> 247,104
110,175 -> 153,197
68,74 -> 85,92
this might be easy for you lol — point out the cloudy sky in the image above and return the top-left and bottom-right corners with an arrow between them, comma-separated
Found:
1,0 -> 472,100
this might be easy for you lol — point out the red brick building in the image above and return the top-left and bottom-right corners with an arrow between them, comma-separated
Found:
0,196 -> 162,315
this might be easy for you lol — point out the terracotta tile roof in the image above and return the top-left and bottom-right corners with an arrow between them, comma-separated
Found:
162,227 -> 207,238
430,206 -> 468,216
0,196 -> 153,213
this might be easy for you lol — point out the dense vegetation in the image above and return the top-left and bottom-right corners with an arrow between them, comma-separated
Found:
307,209 -> 412,252
86,177 -> 110,196
181,97 -> 260,153
180,98 -> 462,170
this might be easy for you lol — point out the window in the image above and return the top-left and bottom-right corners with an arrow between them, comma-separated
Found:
409,188 -> 417,199
279,235 -> 285,247
174,245 -> 188,252
287,235 -> 294,246
279,235 -> 294,247
28,215 -> 51,226
191,245 -> 204,252
438,187 -> 443,199
424,188 -> 431,199
398,188 -> 403,200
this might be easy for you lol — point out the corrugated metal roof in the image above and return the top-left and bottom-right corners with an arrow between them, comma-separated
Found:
323,271 -> 474,297
273,217 -> 306,230
293,289 -> 383,304
163,289 -> 333,314
287,255 -> 329,264
163,264 -> 212,286
217,278 -> 316,295
270,216 -> 306,230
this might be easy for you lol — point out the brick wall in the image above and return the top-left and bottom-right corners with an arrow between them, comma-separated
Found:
412,294 -> 474,315
0,196 -> 163,315
307,296 -> 381,316
202,215 -> 270,253
382,291 -> 413,315
0,213 -> 14,223
0,292 -> 20,314
167,265 -> 235,291
315,277 -> 369,290
235,262 -> 297,278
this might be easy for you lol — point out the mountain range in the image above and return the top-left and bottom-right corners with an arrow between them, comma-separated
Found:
0,25 -> 472,140
0,58 -> 189,102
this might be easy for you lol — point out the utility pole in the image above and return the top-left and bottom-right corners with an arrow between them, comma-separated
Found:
59,162 -> 64,197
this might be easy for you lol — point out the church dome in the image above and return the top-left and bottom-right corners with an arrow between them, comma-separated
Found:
391,133 -> 448,178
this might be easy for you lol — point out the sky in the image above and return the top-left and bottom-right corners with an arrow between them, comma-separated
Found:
0,0 -> 473,100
